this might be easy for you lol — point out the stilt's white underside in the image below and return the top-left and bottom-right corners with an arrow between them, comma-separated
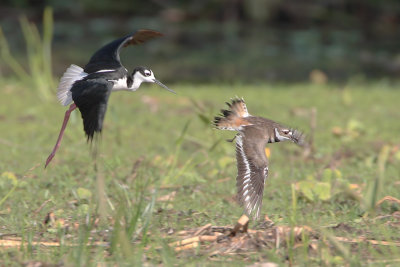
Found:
57,64 -> 87,106
109,77 -> 129,91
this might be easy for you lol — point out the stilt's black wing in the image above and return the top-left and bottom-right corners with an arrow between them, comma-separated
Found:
70,78 -> 113,141
84,29 -> 163,73
235,129 -> 269,220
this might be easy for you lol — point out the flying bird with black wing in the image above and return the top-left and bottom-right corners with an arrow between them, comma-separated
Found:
214,98 -> 304,219
45,29 -> 175,168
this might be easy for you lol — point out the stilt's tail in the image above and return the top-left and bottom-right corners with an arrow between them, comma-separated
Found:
213,98 -> 250,131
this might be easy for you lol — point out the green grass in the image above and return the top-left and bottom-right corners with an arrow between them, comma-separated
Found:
0,80 -> 400,266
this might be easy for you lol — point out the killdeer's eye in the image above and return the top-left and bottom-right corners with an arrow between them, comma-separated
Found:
282,129 -> 290,135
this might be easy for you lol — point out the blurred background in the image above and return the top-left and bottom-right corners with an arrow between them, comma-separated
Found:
1,2 -> 400,265
1,0 -> 399,84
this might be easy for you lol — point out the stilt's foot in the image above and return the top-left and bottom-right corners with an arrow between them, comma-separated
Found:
45,153 -> 55,168
230,214 -> 249,236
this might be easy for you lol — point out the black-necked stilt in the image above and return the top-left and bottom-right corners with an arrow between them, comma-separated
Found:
45,29 -> 174,168
214,98 -> 304,219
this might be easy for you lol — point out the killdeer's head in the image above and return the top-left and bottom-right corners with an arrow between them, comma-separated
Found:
131,66 -> 175,93
274,127 -> 305,145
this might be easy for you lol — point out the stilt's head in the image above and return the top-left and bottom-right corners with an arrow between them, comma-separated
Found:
132,66 -> 175,93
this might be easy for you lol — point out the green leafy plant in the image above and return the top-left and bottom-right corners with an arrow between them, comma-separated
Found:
363,145 -> 390,214
295,169 -> 360,202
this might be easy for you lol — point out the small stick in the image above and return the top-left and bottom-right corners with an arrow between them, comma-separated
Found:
169,235 -> 217,247
335,236 -> 400,247
174,242 -> 199,252
177,230 -> 190,236
172,236 -> 217,246
33,199 -> 51,215
376,196 -> 400,206
128,156 -> 144,182
275,227 -> 280,249
0,239 -> 108,247
211,226 -> 232,233
193,223 -> 212,236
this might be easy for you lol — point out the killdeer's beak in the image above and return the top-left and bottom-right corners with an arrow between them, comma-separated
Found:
290,129 -> 305,146
153,79 -> 176,94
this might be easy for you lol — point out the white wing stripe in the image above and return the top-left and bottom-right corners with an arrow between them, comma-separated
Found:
95,69 -> 115,73
236,134 -> 258,214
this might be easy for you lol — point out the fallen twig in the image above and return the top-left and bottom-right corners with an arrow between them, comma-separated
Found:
335,236 -> 400,247
0,239 -> 108,248
174,241 -> 198,252
156,191 -> 176,202
169,235 -> 217,247
33,199 -> 51,215
376,196 -> 400,207
127,156 -> 144,183
193,223 -> 212,236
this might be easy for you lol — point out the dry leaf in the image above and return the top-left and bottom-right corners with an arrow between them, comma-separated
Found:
157,191 -> 176,202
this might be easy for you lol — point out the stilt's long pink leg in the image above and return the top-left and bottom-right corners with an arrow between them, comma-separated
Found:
45,103 -> 77,168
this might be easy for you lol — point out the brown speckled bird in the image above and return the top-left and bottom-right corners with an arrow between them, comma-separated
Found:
214,98 -> 304,219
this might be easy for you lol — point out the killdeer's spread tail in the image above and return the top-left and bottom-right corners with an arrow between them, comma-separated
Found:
213,98 -> 251,131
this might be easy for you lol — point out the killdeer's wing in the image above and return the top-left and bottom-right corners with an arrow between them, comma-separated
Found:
235,128 -> 269,220
70,78 -> 113,140
84,30 -> 163,73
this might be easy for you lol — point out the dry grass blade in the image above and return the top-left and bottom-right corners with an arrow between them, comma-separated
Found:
0,239 -> 108,248
127,156 -> 144,183
174,242 -> 199,252
193,223 -> 212,236
335,236 -> 400,247
33,199 -> 51,215
156,191 -> 176,202
376,196 -> 400,207
169,235 -> 217,247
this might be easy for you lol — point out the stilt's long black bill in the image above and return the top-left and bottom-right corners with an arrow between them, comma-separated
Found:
153,79 -> 176,94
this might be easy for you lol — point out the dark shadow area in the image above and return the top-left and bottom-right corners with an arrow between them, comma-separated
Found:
0,0 -> 399,82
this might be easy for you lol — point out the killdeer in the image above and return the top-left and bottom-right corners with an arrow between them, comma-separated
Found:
45,29 -> 175,168
214,98 -> 304,219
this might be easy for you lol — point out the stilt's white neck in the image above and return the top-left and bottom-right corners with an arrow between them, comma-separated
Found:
112,76 -> 139,91
111,77 -> 129,91
131,74 -> 144,91
112,70 -> 154,91
129,71 -> 154,91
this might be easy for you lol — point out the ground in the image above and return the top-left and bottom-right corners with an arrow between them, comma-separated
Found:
0,81 -> 399,266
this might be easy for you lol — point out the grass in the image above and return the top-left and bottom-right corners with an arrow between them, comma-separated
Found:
0,79 -> 400,265
0,7 -> 54,101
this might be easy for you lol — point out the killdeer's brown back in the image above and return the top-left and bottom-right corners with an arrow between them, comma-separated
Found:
214,98 -> 304,219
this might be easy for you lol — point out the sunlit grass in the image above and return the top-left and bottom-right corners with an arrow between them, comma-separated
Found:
0,80 -> 399,265
0,7 -> 54,101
